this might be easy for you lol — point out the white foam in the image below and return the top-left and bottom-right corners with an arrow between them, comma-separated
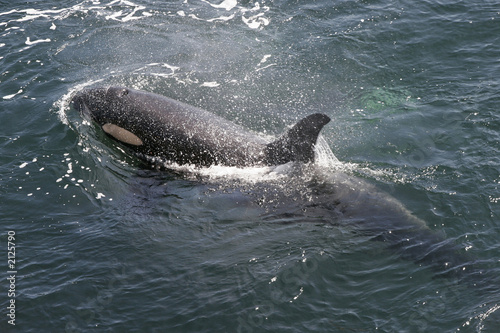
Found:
258,54 -> 272,64
256,63 -> 276,72
143,135 -> 340,185
242,12 -> 269,30
133,63 -> 180,78
201,81 -> 220,87
3,89 -> 23,100
104,0 -> 147,22
207,14 -> 235,22
25,37 -> 51,45
0,0 -> 151,26
202,0 -> 238,11
181,163 -> 290,184
178,0 -> 269,29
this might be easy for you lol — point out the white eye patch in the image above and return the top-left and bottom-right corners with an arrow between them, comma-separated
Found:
102,123 -> 143,146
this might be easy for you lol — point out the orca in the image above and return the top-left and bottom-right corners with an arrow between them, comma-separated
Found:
71,86 -> 330,167
70,86 -> 485,284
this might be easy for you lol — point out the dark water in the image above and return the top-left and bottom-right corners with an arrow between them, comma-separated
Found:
1,0 -> 500,332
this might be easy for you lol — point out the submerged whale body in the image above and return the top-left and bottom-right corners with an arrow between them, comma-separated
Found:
71,86 -> 331,167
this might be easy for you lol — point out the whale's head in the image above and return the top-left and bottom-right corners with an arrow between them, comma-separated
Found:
71,87 -> 132,124
71,87 -> 145,146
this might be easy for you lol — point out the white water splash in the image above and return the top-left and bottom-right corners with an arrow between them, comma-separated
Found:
140,134 -> 341,185
241,2 -> 270,30
103,0 -> 148,22
314,135 -> 340,169
242,12 -> 269,29
54,79 -> 105,125
3,89 -> 23,100
201,81 -> 220,87
0,0 -> 151,26
202,0 -> 238,11
25,37 -> 51,45
177,0 -> 270,30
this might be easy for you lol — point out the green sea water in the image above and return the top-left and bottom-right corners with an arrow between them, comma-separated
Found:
1,0 -> 499,332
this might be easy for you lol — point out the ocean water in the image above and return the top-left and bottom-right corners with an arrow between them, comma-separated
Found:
1,0 -> 500,332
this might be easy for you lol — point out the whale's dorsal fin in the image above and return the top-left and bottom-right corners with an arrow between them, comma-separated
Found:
264,113 -> 331,165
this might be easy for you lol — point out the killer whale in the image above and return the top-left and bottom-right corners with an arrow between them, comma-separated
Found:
70,86 -> 483,283
71,86 -> 330,167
